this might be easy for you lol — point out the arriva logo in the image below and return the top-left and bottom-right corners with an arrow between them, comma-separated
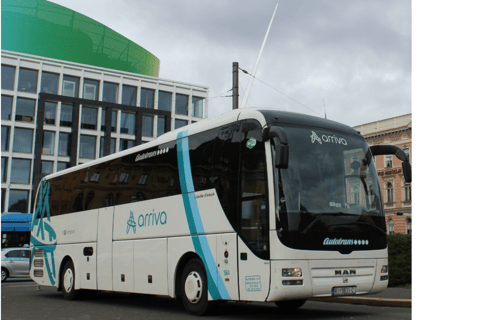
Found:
126,210 -> 167,234
311,130 -> 348,145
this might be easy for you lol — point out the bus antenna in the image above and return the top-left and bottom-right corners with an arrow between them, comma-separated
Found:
324,98 -> 327,119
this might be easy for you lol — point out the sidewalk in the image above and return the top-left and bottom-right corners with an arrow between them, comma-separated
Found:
311,288 -> 412,308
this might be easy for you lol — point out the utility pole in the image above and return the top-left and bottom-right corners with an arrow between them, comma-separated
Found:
232,62 -> 239,109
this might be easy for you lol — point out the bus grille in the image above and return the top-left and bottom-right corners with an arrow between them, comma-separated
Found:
33,269 -> 43,277
34,250 -> 44,257
33,259 -> 44,267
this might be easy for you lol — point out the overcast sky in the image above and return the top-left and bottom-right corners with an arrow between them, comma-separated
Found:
50,0 -> 411,127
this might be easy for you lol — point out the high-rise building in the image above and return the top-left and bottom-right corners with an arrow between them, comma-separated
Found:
1,0 -> 209,213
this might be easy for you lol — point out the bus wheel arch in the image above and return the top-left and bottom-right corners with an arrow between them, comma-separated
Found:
58,256 -> 74,293
174,252 -> 201,299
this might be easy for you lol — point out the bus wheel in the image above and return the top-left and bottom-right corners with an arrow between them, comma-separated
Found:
61,261 -> 81,300
1,268 -> 9,282
180,258 -> 211,315
274,299 -> 307,310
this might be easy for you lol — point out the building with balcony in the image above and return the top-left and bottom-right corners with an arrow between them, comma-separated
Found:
1,0 -> 209,213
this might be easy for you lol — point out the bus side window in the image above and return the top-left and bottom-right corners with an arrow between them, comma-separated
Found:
156,140 -> 181,198
188,128 -> 218,192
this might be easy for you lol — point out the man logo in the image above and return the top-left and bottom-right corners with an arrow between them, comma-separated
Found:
335,269 -> 356,276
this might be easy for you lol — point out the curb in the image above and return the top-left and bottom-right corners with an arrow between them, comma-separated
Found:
311,297 -> 411,308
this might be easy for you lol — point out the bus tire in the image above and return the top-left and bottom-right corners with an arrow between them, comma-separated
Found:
1,268 -> 9,282
274,299 -> 307,310
180,258 -> 212,316
61,260 -> 81,300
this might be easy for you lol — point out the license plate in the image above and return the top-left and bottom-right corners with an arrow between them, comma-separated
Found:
332,286 -> 356,296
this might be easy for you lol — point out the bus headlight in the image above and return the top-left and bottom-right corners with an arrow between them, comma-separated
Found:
381,265 -> 388,274
282,268 -> 302,277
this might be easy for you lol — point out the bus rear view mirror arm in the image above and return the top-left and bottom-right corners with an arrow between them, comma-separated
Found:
369,145 -> 412,183
262,126 -> 289,169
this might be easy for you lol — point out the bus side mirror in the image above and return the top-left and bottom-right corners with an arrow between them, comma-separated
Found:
263,126 -> 289,169
370,145 -> 411,183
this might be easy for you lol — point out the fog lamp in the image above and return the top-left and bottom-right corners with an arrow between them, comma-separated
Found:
381,265 -> 388,274
380,275 -> 389,281
282,268 -> 302,277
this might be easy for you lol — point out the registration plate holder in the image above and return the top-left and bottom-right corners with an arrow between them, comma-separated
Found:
332,286 -> 356,296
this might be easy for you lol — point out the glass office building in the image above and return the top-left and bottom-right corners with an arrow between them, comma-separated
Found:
1,0 -> 209,213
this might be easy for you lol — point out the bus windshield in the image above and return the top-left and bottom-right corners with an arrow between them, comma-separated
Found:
272,126 -> 386,252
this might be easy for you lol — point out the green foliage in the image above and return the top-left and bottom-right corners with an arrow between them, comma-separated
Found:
387,234 -> 411,287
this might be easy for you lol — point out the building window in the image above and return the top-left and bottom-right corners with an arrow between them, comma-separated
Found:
406,218 -> 412,235
58,133 -> 71,157
62,75 -> 80,98
158,91 -> 171,111
140,88 -> 154,109
83,79 -> 99,100
79,135 -> 96,159
99,137 -> 116,158
15,98 -> 36,122
386,182 -> 394,203
143,115 -> 154,137
13,128 -> 34,154
122,85 -> 137,106
192,96 -> 204,118
40,72 -> 59,94
120,139 -> 134,151
2,158 -> 7,182
352,186 -> 360,204
2,95 -> 13,120
60,103 -> 73,127
43,131 -> 55,155
57,162 -> 69,172
103,82 -> 118,103
175,94 -> 188,115
10,159 -> 31,184
405,183 -> 411,202
8,190 -> 29,213
1,65 -> 15,90
1,126 -> 9,151
81,106 -> 98,130
385,155 -> 393,168
157,117 -> 166,136
388,219 -> 395,235
120,112 -> 135,135
403,147 -> 410,161
175,119 -> 188,129
41,161 -> 54,175
101,109 -> 117,133
44,101 -> 57,125
17,68 -> 38,93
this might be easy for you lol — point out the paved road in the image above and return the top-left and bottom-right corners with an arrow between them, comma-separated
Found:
1,280 -> 411,320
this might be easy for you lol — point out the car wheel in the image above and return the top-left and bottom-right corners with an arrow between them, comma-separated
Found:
180,258 -> 212,315
1,268 -> 9,283
61,261 -> 82,300
274,299 -> 307,310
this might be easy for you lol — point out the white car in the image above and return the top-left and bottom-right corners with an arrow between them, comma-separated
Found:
1,247 -> 31,282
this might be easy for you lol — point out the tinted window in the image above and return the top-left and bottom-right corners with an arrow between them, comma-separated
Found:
158,91 -> 171,111
10,159 -> 31,184
41,161 -> 54,174
1,65 -> 15,90
81,106 -> 98,130
103,82 -> 118,103
175,119 -> 188,129
1,126 -> 9,151
13,128 -> 34,153
188,129 -> 218,192
2,96 -> 13,120
143,115 -> 154,137
42,131 -> 55,155
100,137 -> 116,158
120,112 -> 135,135
120,139 -> 134,151
58,133 -> 71,157
175,94 -> 188,115
192,97 -> 204,118
155,141 -> 181,198
2,158 -> 7,182
62,75 -> 79,97
40,72 -> 59,94
79,135 -> 96,159
83,79 -> 99,100
17,68 -> 38,93
157,117 -> 166,136
101,109 -> 117,132
44,101 -> 57,125
60,103 -> 73,127
211,122 -> 242,228
140,88 -> 154,109
8,190 -> 29,213
122,85 -> 137,106
15,98 -> 35,122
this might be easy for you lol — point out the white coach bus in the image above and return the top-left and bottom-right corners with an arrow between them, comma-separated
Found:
30,109 -> 411,315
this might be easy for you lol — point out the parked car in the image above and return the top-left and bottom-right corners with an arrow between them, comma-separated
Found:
1,247 -> 31,282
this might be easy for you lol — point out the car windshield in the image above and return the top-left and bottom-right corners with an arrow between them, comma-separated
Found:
272,126 -> 386,253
